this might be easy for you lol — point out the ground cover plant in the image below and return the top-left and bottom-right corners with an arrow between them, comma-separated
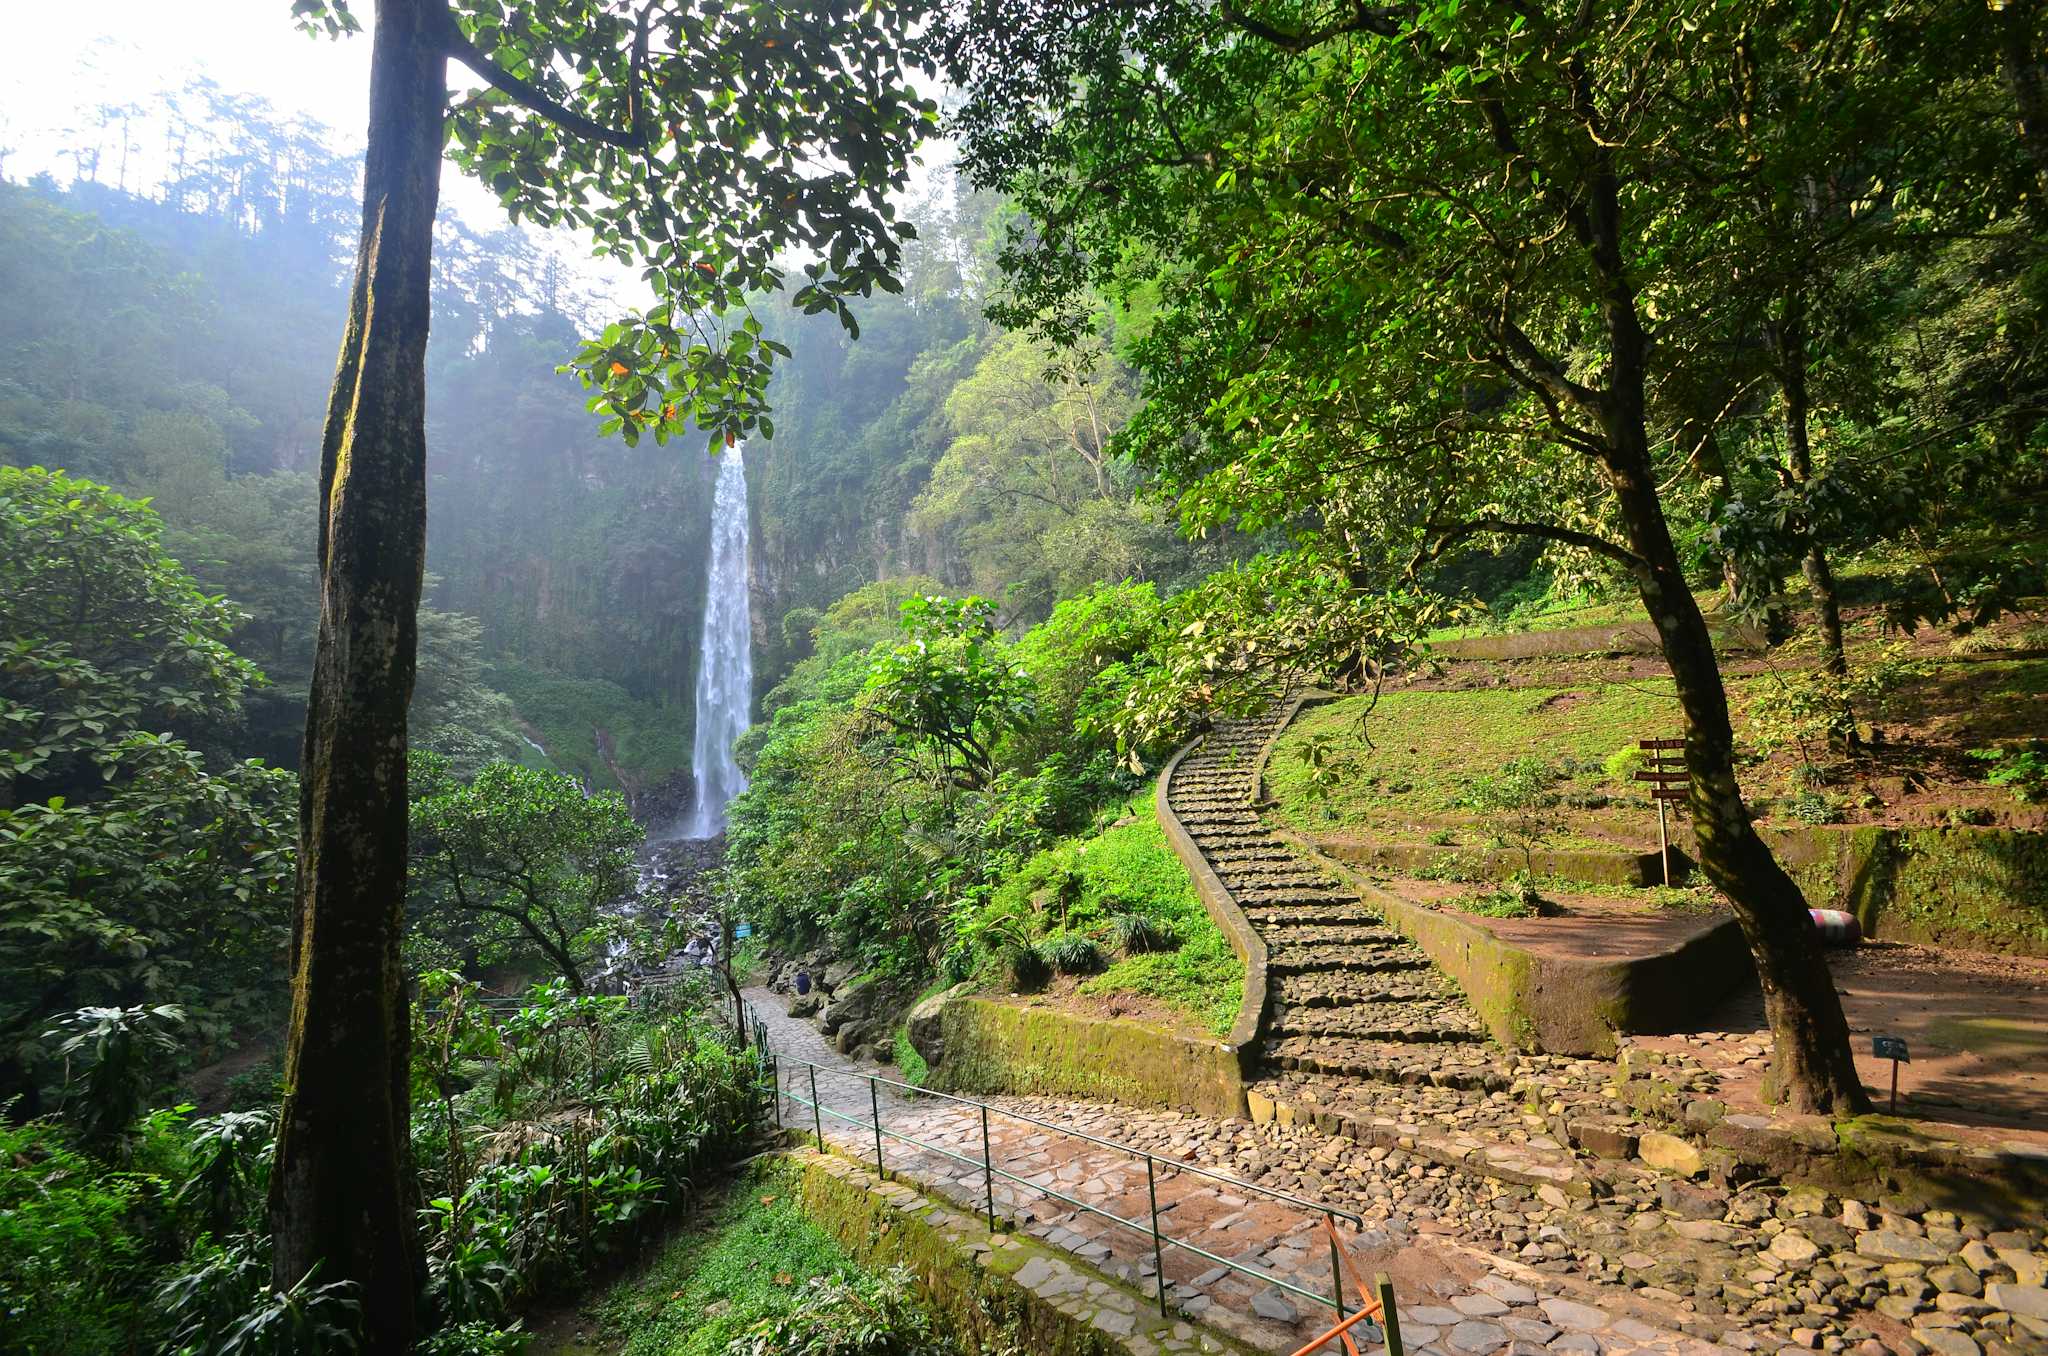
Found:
590,1165 -> 956,1356
953,809 -> 1244,1037
1265,627 -> 2048,851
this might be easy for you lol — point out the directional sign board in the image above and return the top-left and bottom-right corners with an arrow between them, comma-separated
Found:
1873,1035 -> 1910,1062
733,921 -> 753,941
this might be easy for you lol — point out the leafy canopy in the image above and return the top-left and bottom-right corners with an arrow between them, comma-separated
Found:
293,0 -> 940,453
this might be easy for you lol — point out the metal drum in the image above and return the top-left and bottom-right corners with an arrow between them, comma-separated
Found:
1808,908 -> 1863,946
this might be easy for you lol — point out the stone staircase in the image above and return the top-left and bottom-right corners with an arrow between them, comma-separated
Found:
1164,707 -> 1498,1089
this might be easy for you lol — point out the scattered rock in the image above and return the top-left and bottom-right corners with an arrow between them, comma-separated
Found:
1860,1233 -> 1953,1265
1985,1283 -> 2048,1321
1773,1232 -> 1824,1266
1540,1297 -> 1612,1332
1448,1319 -> 1510,1352
1639,1131 -> 1706,1178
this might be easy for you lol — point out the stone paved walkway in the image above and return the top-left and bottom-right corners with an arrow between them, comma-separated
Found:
746,986 -> 1739,1356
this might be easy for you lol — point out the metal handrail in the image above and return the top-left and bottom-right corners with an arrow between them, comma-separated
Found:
746,1007 -> 1375,1335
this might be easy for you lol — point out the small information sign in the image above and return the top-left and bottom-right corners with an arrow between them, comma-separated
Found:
1873,1034 -> 1910,1113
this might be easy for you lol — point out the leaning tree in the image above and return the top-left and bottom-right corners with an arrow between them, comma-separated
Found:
278,1 -> 932,1343
931,0 -> 2010,1115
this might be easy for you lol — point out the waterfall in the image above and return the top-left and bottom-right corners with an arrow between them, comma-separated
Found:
682,452 -> 754,838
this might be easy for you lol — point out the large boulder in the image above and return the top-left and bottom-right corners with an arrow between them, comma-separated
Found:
819,978 -> 887,1035
906,982 -> 972,1071
788,991 -> 822,1020
821,958 -> 861,994
834,1018 -> 881,1055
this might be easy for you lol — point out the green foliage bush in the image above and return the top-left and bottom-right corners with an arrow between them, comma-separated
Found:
2,978 -> 765,1354
1968,742 -> 2048,803
0,1118 -> 160,1353
598,1167 -> 904,1356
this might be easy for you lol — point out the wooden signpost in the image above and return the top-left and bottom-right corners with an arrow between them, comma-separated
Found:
1635,738 -> 1688,886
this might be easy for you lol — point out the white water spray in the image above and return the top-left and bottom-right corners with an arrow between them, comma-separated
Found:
683,453 -> 753,838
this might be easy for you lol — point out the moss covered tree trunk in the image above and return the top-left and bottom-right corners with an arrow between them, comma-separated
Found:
268,1 -> 448,1345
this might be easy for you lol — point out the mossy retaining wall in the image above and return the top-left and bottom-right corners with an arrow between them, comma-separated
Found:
1315,835 -> 1663,887
931,997 -> 1249,1119
1291,837 -> 1752,1056
776,1149 -> 1251,1356
1760,824 -> 2048,956
1320,823 -> 2048,957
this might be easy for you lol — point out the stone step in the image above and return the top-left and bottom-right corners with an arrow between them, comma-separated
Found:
1227,880 -> 1351,898
1240,907 -> 1387,928
1273,967 -> 1450,998
1268,1009 -> 1488,1043
1263,924 -> 1406,948
1266,947 -> 1432,976
1176,813 -> 1264,829
1257,1042 -> 1513,1092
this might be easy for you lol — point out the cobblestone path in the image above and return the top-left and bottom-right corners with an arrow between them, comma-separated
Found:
746,987 -> 1737,1356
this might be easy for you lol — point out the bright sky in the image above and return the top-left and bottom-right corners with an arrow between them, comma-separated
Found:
4,0 -> 374,177
0,0 -> 643,307
2,1 -> 954,313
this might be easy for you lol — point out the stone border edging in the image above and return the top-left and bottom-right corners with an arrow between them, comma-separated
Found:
1156,736 -> 1267,1084
1282,830 -> 1751,1056
777,1148 -> 1260,1356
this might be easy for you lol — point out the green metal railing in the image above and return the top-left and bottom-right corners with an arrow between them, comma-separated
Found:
743,1007 -> 1377,1337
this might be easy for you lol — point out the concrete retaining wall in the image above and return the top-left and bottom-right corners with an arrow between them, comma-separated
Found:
931,997 -> 1249,1120
1317,824 -> 2048,958
1315,835 -> 1665,888
1154,737 -> 1267,1085
1762,823 -> 2048,957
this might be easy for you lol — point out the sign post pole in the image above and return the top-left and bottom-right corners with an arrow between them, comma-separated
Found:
1636,739 -> 1688,887
1656,798 -> 1670,886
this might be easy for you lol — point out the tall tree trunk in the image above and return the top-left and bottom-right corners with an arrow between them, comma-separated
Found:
1993,0 -> 2048,222
1769,297 -> 1850,686
268,2 -> 447,1347
1587,176 -> 1868,1117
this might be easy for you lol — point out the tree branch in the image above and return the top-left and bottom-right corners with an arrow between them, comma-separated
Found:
441,16 -> 646,151
1222,1 -> 1409,50
1425,517 -> 1644,570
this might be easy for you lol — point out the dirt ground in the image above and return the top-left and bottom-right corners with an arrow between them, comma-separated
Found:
1636,939 -> 2048,1144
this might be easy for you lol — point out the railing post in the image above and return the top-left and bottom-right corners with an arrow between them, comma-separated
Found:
1146,1156 -> 1168,1318
1376,1273 -> 1403,1356
768,1056 -> 781,1129
870,1076 -> 885,1180
1327,1211 -> 1347,1325
981,1104 -> 996,1233
809,1064 -> 823,1152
